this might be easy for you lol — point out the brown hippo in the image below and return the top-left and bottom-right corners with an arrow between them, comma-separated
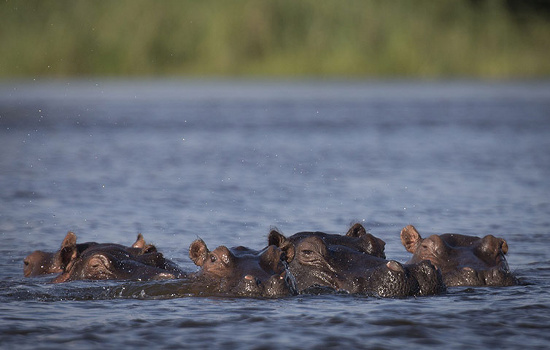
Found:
24,231 -> 156,277
50,232 -> 184,283
400,225 -> 518,287
269,228 -> 446,297
278,223 -> 386,259
24,250 -> 66,277
189,239 -> 297,297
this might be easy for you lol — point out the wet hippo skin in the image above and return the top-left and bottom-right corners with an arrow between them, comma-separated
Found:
23,231 -> 154,277
280,223 -> 387,259
189,239 -> 297,297
269,226 -> 446,297
42,232 -> 183,282
400,225 -> 518,287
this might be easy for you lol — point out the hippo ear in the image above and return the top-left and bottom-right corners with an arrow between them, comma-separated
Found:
268,229 -> 285,247
132,234 -> 157,254
268,230 -> 295,262
400,225 -> 422,253
132,234 -> 146,249
346,223 -> 367,237
359,234 -> 387,258
61,231 -> 77,248
57,231 -> 79,270
478,235 -> 510,257
501,239 -> 509,255
189,239 -> 209,266
142,244 -> 157,254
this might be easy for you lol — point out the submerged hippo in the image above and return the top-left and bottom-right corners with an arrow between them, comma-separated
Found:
280,223 -> 386,259
24,231 -> 156,277
189,239 -> 297,297
269,228 -> 445,297
400,225 -> 518,287
49,232 -> 184,283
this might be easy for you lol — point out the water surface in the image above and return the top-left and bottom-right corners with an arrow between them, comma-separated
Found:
1,79 -> 549,349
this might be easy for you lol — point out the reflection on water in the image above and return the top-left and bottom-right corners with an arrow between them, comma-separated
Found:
1,80 -> 549,349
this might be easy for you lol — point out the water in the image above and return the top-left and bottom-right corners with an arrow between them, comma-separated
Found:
1,79 -> 549,349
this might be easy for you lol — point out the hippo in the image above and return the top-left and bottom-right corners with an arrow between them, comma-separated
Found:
24,250 -> 66,277
24,231 -> 156,277
50,232 -> 184,283
269,228 -> 446,297
188,239 -> 297,297
400,225 -> 518,287
278,223 -> 386,259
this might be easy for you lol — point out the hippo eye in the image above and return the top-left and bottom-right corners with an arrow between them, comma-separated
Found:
24,260 -> 29,266
210,255 -> 217,263
301,250 -> 313,256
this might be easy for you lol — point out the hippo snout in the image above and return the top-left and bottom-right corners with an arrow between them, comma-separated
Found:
235,272 -> 298,297
483,266 -> 519,286
406,260 -> 447,296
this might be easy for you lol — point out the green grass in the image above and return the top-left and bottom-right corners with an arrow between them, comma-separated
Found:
1,0 -> 549,78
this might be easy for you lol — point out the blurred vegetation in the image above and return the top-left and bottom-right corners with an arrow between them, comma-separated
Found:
1,0 -> 549,78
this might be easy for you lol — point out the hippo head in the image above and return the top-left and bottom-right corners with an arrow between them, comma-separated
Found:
23,231 -> 157,278
268,229 -> 384,292
24,250 -> 61,277
269,229 -> 445,297
400,225 -> 518,287
51,232 -> 176,283
189,239 -> 297,297
275,223 -> 386,259
24,231 -> 94,278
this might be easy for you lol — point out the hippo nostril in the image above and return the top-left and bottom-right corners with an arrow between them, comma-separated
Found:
386,260 -> 404,273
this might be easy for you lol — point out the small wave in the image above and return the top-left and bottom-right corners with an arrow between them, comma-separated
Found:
0,280 -> 118,302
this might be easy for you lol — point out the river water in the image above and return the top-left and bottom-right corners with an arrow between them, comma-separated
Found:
1,79 -> 549,349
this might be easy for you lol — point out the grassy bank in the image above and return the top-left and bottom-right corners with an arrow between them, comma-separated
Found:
1,0 -> 549,78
